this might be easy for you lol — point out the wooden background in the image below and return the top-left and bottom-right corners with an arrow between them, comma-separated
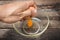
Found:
0,0 -> 60,40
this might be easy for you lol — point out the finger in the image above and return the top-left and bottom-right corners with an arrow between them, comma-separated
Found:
15,7 -> 37,17
16,5 -> 37,16
12,7 -> 32,16
12,1 -> 35,15
2,7 -> 37,23
2,7 -> 33,23
29,7 -> 37,17
34,4 -> 37,10
2,16 -> 24,23
21,7 -> 32,17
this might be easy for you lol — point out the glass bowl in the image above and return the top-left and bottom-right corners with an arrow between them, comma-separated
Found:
13,16 -> 49,38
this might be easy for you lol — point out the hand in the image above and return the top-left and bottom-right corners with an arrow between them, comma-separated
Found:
0,1 -> 37,23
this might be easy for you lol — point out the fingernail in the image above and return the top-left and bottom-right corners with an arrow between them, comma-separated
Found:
32,8 -> 37,13
34,9 -> 37,13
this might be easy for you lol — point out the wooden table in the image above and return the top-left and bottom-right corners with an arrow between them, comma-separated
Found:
0,1 -> 60,40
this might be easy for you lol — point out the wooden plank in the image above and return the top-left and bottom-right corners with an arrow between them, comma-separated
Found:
0,29 -> 10,38
0,1 -> 59,39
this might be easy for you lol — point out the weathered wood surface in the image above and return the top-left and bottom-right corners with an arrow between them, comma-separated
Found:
0,1 -> 60,40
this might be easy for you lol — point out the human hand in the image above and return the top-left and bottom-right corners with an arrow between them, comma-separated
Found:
0,1 -> 37,23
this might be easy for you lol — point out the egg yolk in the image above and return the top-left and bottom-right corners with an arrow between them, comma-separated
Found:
27,19 -> 33,28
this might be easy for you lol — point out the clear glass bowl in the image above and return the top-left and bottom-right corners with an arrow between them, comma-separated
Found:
13,16 -> 49,38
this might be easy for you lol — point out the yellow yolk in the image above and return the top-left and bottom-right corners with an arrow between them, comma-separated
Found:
27,19 -> 33,28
